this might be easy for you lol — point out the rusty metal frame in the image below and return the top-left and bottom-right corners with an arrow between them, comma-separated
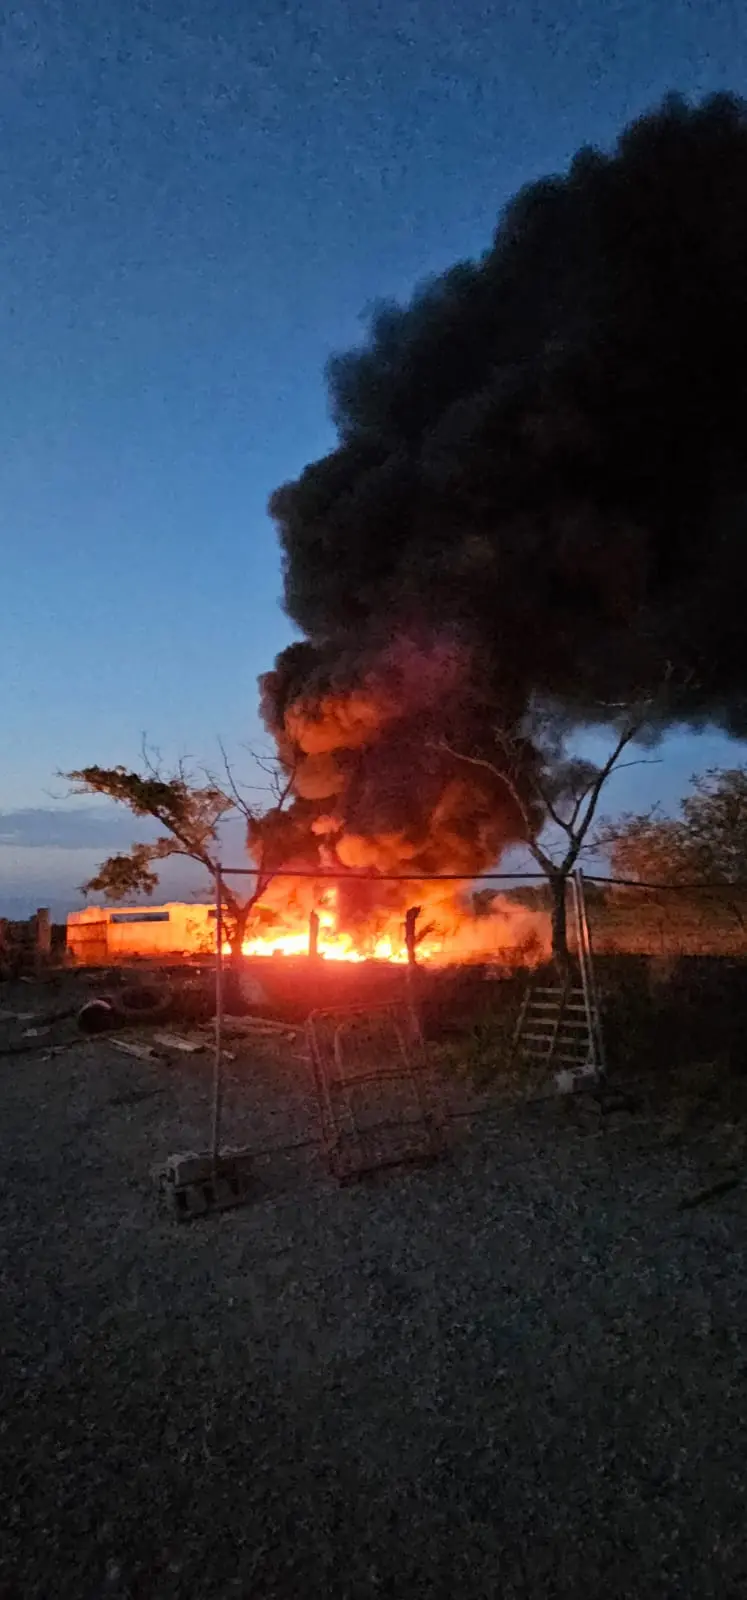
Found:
306,999 -> 446,1182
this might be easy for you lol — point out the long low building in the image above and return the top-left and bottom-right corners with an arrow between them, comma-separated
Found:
66,903 -> 217,964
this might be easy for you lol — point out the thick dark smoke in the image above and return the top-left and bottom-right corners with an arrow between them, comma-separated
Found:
261,93 -> 747,898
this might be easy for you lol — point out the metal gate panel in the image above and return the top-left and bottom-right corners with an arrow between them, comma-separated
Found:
306,1001 -> 446,1181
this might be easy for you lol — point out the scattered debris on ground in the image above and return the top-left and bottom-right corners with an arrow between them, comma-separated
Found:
110,1037 -> 158,1060
155,1147 -> 256,1219
152,1031 -> 206,1055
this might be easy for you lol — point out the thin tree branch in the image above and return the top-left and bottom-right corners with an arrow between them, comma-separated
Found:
567,786 -> 592,834
532,778 -> 572,836
436,739 -> 558,877
215,739 -> 258,822
605,757 -> 663,775
574,724 -> 639,845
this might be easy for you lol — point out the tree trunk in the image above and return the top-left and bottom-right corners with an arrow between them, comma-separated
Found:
221,908 -> 251,1012
228,915 -> 249,973
549,873 -> 571,974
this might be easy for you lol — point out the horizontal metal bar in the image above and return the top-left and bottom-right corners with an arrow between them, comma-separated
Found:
217,862 -> 747,892
330,1070 -> 420,1090
217,866 -> 553,882
532,1006 -> 585,1016
534,985 -> 588,998
586,874 -> 747,892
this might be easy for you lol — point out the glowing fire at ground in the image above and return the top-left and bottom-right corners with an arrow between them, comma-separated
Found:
222,887 -> 548,966
224,905 -> 441,963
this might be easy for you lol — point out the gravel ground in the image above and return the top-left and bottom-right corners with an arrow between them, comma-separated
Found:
2,989 -> 747,1599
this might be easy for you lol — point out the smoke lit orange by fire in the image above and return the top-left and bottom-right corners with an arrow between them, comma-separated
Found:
253,636 -> 549,968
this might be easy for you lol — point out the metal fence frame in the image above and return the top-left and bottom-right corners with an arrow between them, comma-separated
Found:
210,863 -> 555,1167
208,863 -> 747,1165
208,862 -> 572,1167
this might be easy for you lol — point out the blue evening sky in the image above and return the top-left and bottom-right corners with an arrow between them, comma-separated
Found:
2,0 -> 746,914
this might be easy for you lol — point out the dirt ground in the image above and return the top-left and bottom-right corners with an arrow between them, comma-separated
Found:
2,978 -> 747,1599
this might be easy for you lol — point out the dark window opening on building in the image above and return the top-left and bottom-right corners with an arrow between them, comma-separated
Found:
110,911 -> 171,924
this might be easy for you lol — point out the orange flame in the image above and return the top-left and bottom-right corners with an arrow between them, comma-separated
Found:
222,886 -> 548,967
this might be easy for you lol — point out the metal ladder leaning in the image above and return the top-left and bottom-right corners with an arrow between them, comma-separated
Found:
512,870 -> 605,1092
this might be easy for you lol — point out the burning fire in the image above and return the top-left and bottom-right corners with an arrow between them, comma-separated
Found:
232,930 -> 414,963
230,917 -> 440,964
222,886 -> 548,966
252,638 -> 551,969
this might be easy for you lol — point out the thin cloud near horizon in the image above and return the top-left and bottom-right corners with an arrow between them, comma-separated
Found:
0,805 -> 250,855
0,806 -> 158,851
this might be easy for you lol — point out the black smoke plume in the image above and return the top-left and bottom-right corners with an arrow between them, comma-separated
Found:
261,93 -> 747,896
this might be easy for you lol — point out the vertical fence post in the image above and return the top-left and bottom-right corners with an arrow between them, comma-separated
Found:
573,869 -> 606,1076
212,866 -> 224,1171
404,905 -> 423,1045
35,908 -> 51,970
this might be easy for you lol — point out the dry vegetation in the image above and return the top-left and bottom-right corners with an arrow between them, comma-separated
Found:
587,888 -> 747,959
